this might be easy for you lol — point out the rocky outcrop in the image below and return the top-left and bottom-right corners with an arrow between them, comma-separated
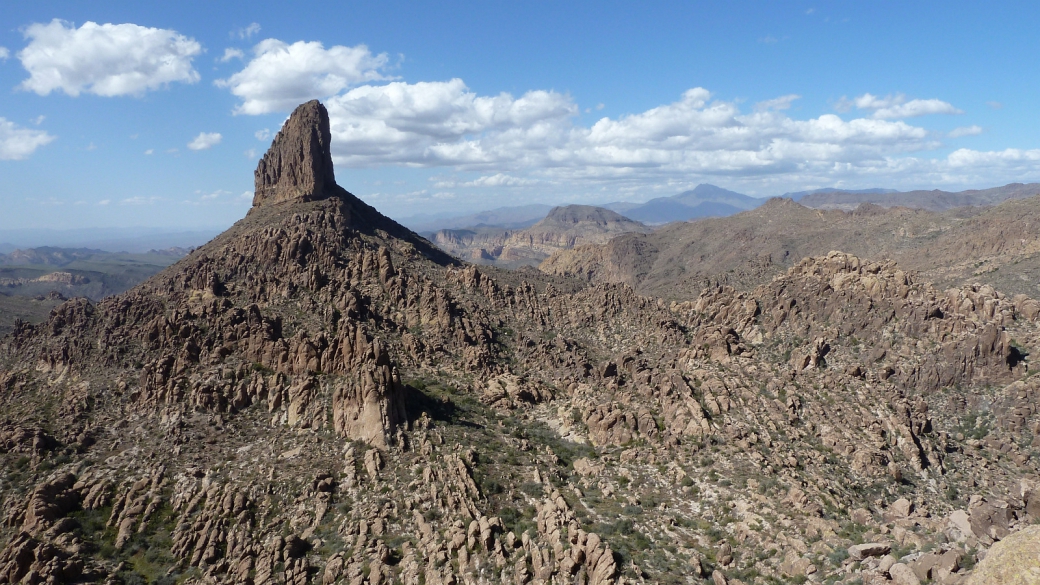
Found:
966,524 -> 1040,584
431,204 -> 651,268
253,100 -> 336,207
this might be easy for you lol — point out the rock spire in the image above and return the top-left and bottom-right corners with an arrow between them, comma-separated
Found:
253,100 -> 337,207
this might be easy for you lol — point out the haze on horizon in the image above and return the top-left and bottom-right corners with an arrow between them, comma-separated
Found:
2,1 -> 1039,232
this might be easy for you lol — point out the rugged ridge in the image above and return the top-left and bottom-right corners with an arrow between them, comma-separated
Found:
431,204 -> 650,268
2,101 -> 1040,585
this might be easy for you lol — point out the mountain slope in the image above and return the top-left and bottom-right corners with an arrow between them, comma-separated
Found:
2,101 -> 1039,585
541,195 -> 1040,301
799,182 -> 1040,211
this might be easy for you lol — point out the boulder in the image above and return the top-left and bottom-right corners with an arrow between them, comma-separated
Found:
966,524 -> 1040,584
848,542 -> 891,561
889,562 -> 922,585
969,502 -> 1012,542
891,497 -> 914,518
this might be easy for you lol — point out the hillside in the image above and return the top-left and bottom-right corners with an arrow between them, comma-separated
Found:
431,204 -> 651,268
2,101 -> 1039,585
800,182 -> 1040,211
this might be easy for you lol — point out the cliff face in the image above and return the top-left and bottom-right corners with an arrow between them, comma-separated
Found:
431,204 -> 651,268
253,100 -> 337,207
2,101 -> 1040,585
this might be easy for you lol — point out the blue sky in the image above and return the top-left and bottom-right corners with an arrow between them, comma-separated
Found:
1,1 -> 1039,230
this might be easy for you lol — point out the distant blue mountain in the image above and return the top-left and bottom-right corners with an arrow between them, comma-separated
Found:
608,184 -> 763,224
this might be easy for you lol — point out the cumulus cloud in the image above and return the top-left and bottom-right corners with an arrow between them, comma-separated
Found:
17,19 -> 201,97
217,40 -> 390,114
839,93 -> 962,119
187,132 -> 222,150
325,78 -> 576,167
224,59 -> 1030,195
320,83 -> 933,182
255,128 -> 270,141
949,125 -> 983,138
0,47 -> 9,61
0,117 -> 56,160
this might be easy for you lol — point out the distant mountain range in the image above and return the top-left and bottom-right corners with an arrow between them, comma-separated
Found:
0,227 -> 220,253
604,184 -> 763,224
399,204 -> 555,233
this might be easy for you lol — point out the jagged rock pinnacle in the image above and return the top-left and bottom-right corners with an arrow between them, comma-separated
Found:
253,100 -> 337,207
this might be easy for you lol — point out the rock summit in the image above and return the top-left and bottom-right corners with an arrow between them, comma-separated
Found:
253,100 -> 337,207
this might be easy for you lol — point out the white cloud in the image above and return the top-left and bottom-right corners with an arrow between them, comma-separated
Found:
434,173 -> 539,188
245,148 -> 257,158
0,47 -> 9,60
255,128 -> 270,141
219,48 -> 244,62
872,99 -> 961,120
325,78 -> 576,167
322,83 -> 932,181
0,117 -> 56,160
187,132 -> 222,150
97,199 -> 110,205
217,40 -> 390,114
144,149 -> 154,155
31,115 -> 45,125
987,101 -> 1003,110
232,23 -> 261,40
949,125 -> 983,138
18,19 -> 201,97
755,94 -> 800,111
121,196 -> 160,205
222,64 -> 1035,198
841,92 -> 962,119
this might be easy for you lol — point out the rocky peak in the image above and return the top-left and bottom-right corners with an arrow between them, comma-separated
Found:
539,205 -> 637,227
253,100 -> 337,207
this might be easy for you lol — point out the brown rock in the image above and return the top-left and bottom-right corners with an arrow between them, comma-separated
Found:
890,562 -> 922,585
969,502 -> 1012,542
253,100 -> 336,207
848,542 -> 891,561
891,497 -> 914,518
